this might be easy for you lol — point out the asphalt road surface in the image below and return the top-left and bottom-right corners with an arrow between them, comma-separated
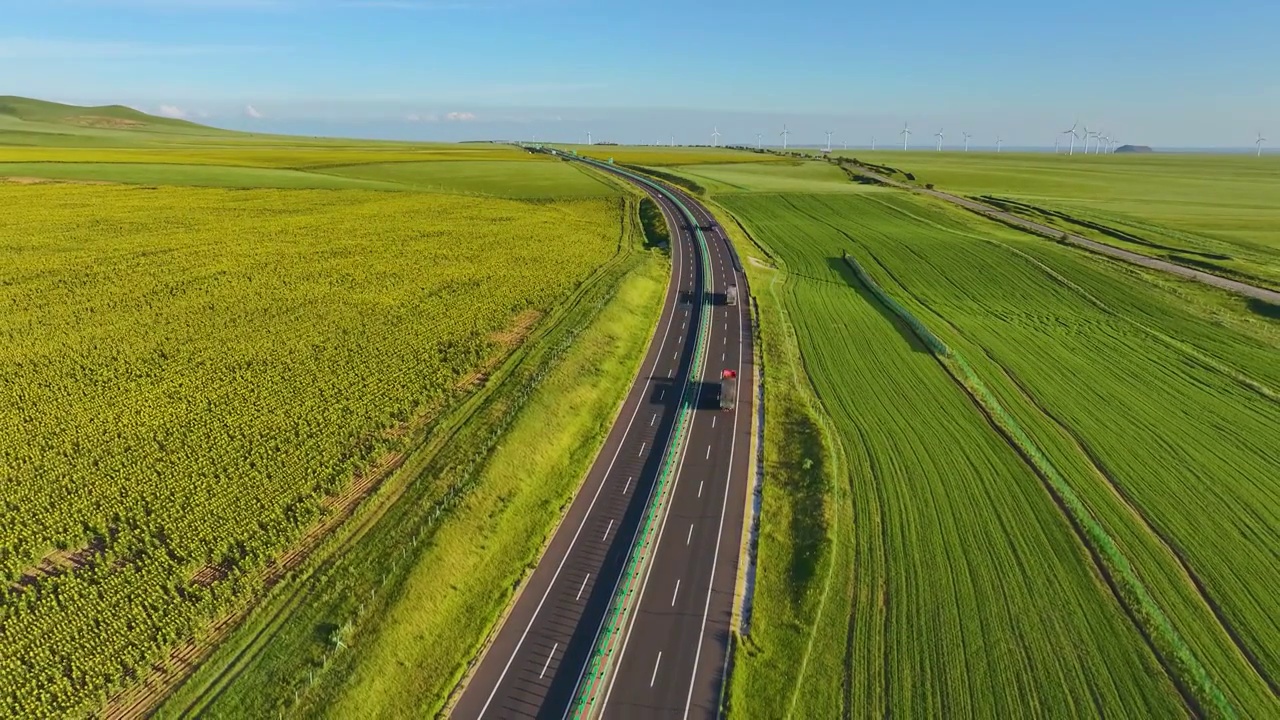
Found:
451,163 -> 755,720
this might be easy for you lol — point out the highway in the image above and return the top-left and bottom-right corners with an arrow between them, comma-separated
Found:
451,161 -> 755,720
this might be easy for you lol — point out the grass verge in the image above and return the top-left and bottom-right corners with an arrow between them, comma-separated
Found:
316,246 -> 667,716
152,199 -> 660,718
709,204 -> 851,719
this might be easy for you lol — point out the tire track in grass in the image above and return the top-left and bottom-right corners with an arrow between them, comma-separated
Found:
833,191 -> 1279,705
722,193 -> 1190,718
836,249 -> 1236,719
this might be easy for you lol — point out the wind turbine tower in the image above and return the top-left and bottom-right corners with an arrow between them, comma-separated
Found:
780,124 -> 790,150
587,130 -> 592,146
825,130 -> 833,152
872,136 -> 877,151
935,128 -> 944,151
962,132 -> 972,152
901,123 -> 911,150
712,126 -> 722,147
996,135 -> 1003,153
1258,132 -> 1268,157
756,132 -> 763,150
1082,126 -> 1094,154
670,134 -> 675,147
1061,121 -> 1078,155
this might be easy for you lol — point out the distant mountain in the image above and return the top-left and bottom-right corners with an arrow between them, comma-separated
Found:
1114,144 -> 1154,153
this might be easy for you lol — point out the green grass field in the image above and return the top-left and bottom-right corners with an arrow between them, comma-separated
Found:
844,151 -> 1280,289
723,192 -> 1189,717
570,145 -> 784,166
710,156 -> 1280,716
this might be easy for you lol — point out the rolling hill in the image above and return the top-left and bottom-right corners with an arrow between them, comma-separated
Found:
0,96 -> 242,146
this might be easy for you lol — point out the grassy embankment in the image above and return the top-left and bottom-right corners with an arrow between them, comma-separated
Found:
841,150 -> 1280,290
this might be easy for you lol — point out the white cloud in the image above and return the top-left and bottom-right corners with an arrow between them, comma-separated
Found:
444,111 -> 476,122
245,104 -> 264,119
157,104 -> 187,119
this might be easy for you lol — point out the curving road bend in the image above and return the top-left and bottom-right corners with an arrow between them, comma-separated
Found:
450,162 -> 755,720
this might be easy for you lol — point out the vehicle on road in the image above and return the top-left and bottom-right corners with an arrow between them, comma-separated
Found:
719,369 -> 737,410
725,284 -> 738,306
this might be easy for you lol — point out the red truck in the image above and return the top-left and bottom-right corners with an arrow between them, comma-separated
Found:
719,369 -> 737,410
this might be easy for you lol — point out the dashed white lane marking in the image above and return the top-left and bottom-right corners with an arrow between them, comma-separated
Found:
650,652 -> 663,687
651,413 -> 657,427
698,480 -> 704,498
671,580 -> 681,606
721,352 -> 725,362
623,477 -> 631,494
657,388 -> 664,400
540,643 -> 558,679
687,523 -> 694,545
712,416 -> 717,428
577,574 -> 591,601
668,369 -> 673,378
639,442 -> 646,456
674,351 -> 679,361
603,518 -> 614,540
705,445 -> 711,460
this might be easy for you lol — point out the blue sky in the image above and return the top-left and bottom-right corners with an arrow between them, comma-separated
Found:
4,0 -> 1278,147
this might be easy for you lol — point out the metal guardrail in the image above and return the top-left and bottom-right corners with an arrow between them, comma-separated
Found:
567,158 -> 715,718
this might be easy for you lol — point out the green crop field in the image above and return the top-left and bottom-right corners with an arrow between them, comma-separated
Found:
659,160 -> 855,194
0,179 -> 630,716
0,149 -> 617,197
715,166 -> 1280,716
844,151 -> 1280,289
572,145 -> 784,166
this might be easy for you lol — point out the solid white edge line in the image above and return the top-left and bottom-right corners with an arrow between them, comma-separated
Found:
560,186 -> 703,720
473,179 -> 688,720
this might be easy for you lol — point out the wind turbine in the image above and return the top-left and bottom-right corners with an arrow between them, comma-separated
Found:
843,140 -> 848,150
901,123 -> 911,150
1093,129 -> 1106,154
935,128 -> 944,151
587,130 -> 592,146
872,136 -> 877,151
1082,125 -> 1094,154
780,124 -> 790,150
1258,132 -> 1268,157
1061,120 -> 1079,155
670,134 -> 675,147
962,132 -> 972,152
711,126 -> 721,147
996,135 -> 1003,153
825,130 -> 833,152
756,132 -> 763,150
